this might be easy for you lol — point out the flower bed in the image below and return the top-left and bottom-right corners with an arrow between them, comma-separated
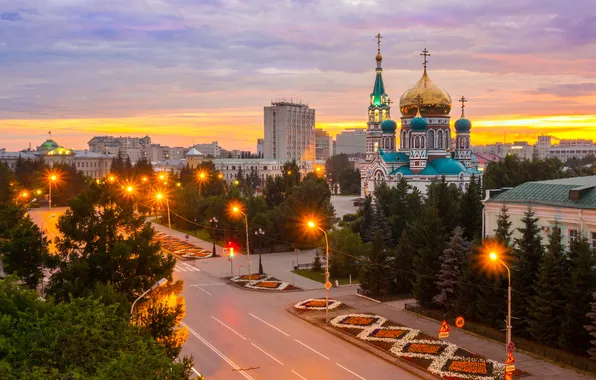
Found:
330,313 -> 526,380
153,232 -> 213,258
230,274 -> 298,291
294,298 -> 343,311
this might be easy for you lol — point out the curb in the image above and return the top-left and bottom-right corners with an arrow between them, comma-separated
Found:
355,292 -> 382,303
287,305 -> 439,380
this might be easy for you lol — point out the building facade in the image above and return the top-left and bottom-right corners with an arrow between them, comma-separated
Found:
315,129 -> 333,160
263,101 -> 315,162
193,141 -> 221,158
1,138 -> 112,179
335,129 -> 366,155
360,39 -> 481,197
483,176 -> 596,249
257,138 -> 264,157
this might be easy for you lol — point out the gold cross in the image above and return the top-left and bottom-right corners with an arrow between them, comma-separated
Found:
459,96 -> 467,117
387,98 -> 393,106
375,33 -> 383,50
420,48 -> 431,69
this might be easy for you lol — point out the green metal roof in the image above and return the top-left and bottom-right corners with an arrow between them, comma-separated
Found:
427,158 -> 467,175
380,151 -> 409,163
389,166 -> 414,176
370,70 -> 386,107
487,176 -> 596,209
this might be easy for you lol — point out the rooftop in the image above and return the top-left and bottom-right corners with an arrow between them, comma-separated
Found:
487,175 -> 596,210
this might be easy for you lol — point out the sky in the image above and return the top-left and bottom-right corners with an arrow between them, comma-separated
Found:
0,0 -> 595,151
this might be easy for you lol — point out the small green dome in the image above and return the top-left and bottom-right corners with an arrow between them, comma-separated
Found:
410,116 -> 428,131
380,119 -> 397,133
40,139 -> 59,149
455,118 -> 472,132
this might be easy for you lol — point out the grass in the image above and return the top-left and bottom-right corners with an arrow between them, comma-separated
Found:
152,218 -> 219,245
292,269 -> 359,286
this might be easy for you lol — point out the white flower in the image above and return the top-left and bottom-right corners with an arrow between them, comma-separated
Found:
245,280 -> 290,291
294,298 -> 343,310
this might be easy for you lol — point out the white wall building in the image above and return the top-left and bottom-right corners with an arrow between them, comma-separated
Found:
315,129 -> 333,160
193,141 -> 221,158
257,138 -> 264,157
335,129 -> 366,155
483,176 -> 596,249
263,101 -> 315,162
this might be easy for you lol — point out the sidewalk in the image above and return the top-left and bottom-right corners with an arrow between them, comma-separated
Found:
335,293 -> 594,380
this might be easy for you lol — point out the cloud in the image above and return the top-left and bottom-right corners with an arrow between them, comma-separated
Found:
528,83 -> 596,97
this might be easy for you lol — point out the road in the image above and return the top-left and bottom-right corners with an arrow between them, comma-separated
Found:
174,257 -> 422,380
28,207 -> 66,253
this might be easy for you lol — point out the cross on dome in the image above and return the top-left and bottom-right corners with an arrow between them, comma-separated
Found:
375,33 -> 383,51
420,48 -> 431,70
459,96 -> 467,117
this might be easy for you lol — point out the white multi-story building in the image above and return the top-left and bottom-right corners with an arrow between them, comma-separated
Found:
88,136 -> 152,156
1,138 -> 112,179
315,129 -> 333,160
193,141 -> 221,158
257,138 -> 264,157
335,129 -> 366,155
263,101 -> 315,162
537,137 -> 596,161
483,176 -> 596,249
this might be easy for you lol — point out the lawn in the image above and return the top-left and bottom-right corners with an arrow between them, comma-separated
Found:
292,269 -> 359,286
152,218 -> 218,244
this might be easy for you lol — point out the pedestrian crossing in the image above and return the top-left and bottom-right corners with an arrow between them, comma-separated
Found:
174,262 -> 201,272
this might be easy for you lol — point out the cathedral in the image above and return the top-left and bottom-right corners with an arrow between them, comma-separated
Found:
360,35 -> 482,197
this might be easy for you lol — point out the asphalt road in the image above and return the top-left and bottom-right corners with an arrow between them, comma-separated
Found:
28,207 -> 67,254
175,259 -> 421,380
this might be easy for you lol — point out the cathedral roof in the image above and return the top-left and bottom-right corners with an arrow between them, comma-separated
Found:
399,69 -> 452,117
370,69 -> 387,107
380,119 -> 397,133
389,166 -> 414,176
379,150 -> 409,163
424,158 -> 467,175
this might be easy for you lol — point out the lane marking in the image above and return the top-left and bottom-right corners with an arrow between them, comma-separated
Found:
250,342 -> 284,365
291,369 -> 308,380
173,267 -> 180,272
194,286 -> 212,296
294,339 -> 329,360
191,367 -> 202,376
248,313 -> 290,337
182,322 -> 254,380
190,283 -> 225,287
181,263 -> 201,272
336,363 -> 367,380
211,316 -> 247,340
175,266 -> 187,272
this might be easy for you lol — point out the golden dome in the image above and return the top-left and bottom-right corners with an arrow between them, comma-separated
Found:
399,69 -> 452,117
376,52 -> 383,62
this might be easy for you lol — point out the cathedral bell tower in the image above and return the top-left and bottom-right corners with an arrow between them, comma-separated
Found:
454,96 -> 473,167
366,33 -> 392,160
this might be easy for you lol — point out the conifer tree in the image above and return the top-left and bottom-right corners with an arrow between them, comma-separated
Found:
359,229 -> 391,297
512,208 -> 544,334
527,226 -> 568,345
359,194 -> 374,242
366,203 -> 393,246
459,176 -> 483,241
455,251 -> 480,320
475,271 -> 506,328
584,292 -> 596,360
434,227 -> 470,313
559,235 -> 596,354
411,202 -> 447,306
494,204 -> 513,245
312,250 -> 323,272
392,230 -> 414,294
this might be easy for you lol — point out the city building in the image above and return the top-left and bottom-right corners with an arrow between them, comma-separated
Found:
315,129 -> 333,160
535,135 -> 552,159
263,100 -> 315,162
360,38 -> 482,196
535,137 -> 596,161
1,138 -> 112,179
483,176 -> 596,249
88,136 -> 151,157
257,138 -> 264,157
335,129 -> 366,155
193,141 -> 221,158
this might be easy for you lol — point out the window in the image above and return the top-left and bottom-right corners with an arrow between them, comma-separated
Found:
592,232 -> 596,249
569,229 -> 578,246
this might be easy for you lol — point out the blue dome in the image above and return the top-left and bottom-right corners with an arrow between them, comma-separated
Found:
427,158 -> 467,175
455,118 -> 472,132
410,116 -> 428,131
380,119 -> 397,133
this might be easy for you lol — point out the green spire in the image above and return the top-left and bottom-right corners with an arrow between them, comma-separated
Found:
370,70 -> 386,107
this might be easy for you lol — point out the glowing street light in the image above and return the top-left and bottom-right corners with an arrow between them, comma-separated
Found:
155,192 -> 172,246
231,204 -> 252,282
489,251 -> 512,356
47,172 -> 59,210
307,220 -> 330,324
142,176 -> 148,182
196,170 -> 208,196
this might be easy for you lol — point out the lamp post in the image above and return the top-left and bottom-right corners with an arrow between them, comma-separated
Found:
156,193 -> 172,248
254,228 -> 265,275
210,217 -> 218,257
308,221 -> 330,324
48,174 -> 57,209
490,252 -> 512,355
40,214 -> 56,298
197,171 -> 207,197
232,206 -> 251,282
130,278 -> 168,322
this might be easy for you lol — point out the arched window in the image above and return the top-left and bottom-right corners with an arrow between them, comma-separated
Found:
369,111 -> 373,122
444,130 -> 450,150
374,110 -> 379,122
437,130 -> 443,149
427,130 -> 435,149
374,170 -> 385,181
382,109 -> 387,120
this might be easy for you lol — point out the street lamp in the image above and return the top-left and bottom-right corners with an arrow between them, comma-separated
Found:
210,217 -> 218,257
231,205 -> 251,282
254,228 -> 265,275
307,220 -> 330,324
48,174 -> 57,210
130,278 -> 168,322
156,192 -> 172,248
40,214 -> 56,298
489,251 -> 512,355
196,171 -> 208,196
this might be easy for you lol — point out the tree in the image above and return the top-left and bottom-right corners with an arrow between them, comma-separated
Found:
433,227 -> 470,313
0,212 -> 48,289
494,204 -> 513,245
459,176 -> 482,241
527,226 -> 568,346
411,203 -> 447,306
391,230 -> 414,295
359,194 -> 374,242
338,168 -> 361,195
0,276 -> 192,379
585,292 -> 596,360
559,234 -> 596,354
328,228 -> 368,278
512,208 -> 544,334
365,203 -> 392,246
359,229 -> 391,297
455,250 -> 481,320
263,176 -> 285,208
312,250 -> 323,272
427,177 -> 461,233
0,162 -> 17,205
282,160 -> 301,194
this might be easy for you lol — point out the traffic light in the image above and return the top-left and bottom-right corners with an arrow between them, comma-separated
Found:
230,247 -> 234,257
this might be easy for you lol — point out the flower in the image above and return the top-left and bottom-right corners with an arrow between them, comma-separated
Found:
294,298 -> 343,311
